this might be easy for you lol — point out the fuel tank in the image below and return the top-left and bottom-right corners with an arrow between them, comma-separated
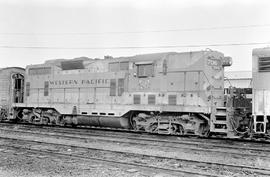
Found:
71,115 -> 130,129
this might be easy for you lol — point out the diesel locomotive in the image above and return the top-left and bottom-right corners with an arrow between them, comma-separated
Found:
0,48 -> 269,139
252,47 -> 270,135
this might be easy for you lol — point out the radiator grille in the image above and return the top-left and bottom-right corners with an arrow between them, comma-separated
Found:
168,95 -> 177,105
148,95 -> 156,105
258,57 -> 270,72
133,94 -> 141,104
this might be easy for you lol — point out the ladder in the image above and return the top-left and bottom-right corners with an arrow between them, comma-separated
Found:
253,115 -> 267,133
210,107 -> 228,133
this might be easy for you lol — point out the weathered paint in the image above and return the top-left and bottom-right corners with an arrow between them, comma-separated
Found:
20,50 -> 229,117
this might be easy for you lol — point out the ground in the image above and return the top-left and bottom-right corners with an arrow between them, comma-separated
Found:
0,145 -> 176,177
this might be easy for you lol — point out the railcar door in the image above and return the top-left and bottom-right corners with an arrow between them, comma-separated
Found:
12,73 -> 24,103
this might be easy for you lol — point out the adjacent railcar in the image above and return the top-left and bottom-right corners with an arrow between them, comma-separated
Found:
0,67 -> 24,120
11,50 -> 232,136
252,47 -> 270,134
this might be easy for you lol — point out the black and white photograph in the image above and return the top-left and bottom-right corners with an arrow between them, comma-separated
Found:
0,0 -> 270,176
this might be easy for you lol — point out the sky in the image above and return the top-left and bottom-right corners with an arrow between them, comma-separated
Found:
0,0 -> 270,71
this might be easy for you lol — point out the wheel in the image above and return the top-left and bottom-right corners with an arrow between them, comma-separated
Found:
129,112 -> 137,130
148,123 -> 158,133
198,123 -> 210,137
0,109 -> 7,120
42,117 -> 50,125
28,113 -> 37,123
172,124 -> 184,135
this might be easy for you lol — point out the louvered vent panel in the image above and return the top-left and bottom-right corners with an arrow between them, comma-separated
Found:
61,60 -> 84,70
258,57 -> 270,72
168,95 -> 177,105
133,94 -> 141,104
148,95 -> 156,105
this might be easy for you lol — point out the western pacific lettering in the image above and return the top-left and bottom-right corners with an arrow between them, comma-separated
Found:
49,79 -> 109,86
